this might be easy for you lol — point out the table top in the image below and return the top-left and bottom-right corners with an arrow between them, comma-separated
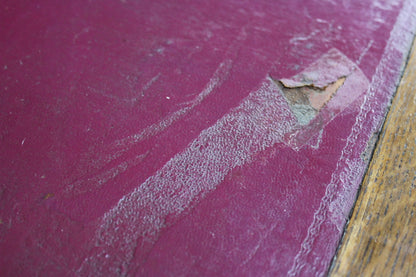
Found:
1,1 -> 415,276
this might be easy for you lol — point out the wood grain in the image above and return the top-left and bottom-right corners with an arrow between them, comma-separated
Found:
329,40 -> 416,276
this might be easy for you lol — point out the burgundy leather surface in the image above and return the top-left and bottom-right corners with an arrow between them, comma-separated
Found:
1,0 -> 415,276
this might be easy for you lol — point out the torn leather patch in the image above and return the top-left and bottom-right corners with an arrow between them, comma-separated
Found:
273,48 -> 370,149
278,76 -> 346,125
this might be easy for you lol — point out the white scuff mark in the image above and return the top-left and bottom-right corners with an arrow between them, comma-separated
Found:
288,0 -> 416,275
239,222 -> 278,267
64,152 -> 148,196
21,138 -> 26,146
3,65 -> 7,70
289,30 -> 320,44
139,73 -> 160,97
355,40 -> 374,66
114,58 -> 233,149
321,0 -> 337,6
88,71 -> 159,103
19,60 -> 23,65
373,0 -> 401,10
253,26 -> 272,33
77,77 -> 298,275
86,86 -> 127,102
165,96 -> 170,100
310,129 -> 324,150
289,20 -> 340,48
316,18 -> 329,24
73,27 -> 91,43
